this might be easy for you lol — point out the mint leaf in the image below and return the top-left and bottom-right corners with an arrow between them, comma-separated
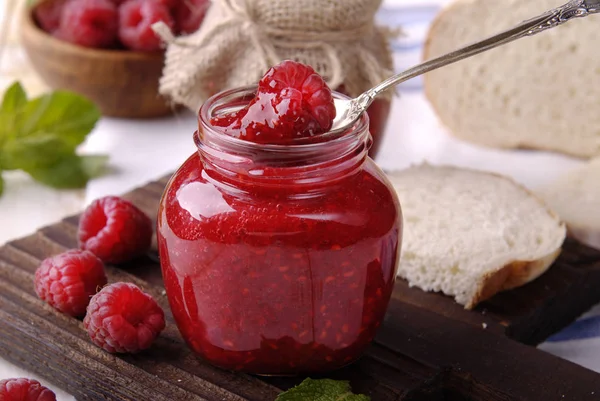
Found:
24,154 -> 106,189
81,155 -> 109,178
0,82 -> 106,197
15,90 -> 100,147
0,82 -> 28,143
1,82 -> 27,114
276,379 -> 370,401
0,134 -> 73,170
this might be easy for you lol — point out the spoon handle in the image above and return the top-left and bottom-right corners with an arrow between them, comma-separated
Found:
363,0 -> 600,104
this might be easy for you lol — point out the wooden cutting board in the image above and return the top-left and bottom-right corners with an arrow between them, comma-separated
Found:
2,174 -> 600,400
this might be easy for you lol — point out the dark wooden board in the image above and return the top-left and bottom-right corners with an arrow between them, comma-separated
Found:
2,174 -> 600,400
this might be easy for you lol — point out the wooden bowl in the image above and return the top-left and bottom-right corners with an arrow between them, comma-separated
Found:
20,2 -> 174,119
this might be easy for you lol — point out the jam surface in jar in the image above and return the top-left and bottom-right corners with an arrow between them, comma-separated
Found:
157,61 -> 401,374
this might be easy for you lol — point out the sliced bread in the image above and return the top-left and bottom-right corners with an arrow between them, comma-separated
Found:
423,0 -> 600,158
387,164 -> 567,309
536,158 -> 600,250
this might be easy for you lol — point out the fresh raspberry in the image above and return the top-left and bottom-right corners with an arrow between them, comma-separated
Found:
55,0 -> 118,48
174,0 -> 210,35
34,250 -> 107,317
154,0 -> 177,8
83,282 -> 165,353
78,196 -> 153,264
34,0 -> 69,33
109,0 -> 174,9
211,60 -> 336,144
0,378 -> 56,401
118,0 -> 175,51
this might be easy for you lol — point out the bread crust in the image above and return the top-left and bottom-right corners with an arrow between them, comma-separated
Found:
465,168 -> 565,309
467,248 -> 562,309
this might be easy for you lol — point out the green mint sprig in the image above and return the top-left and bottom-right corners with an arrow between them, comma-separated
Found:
276,378 -> 370,401
0,82 -> 107,196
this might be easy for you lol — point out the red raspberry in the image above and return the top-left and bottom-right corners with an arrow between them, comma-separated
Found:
34,250 -> 107,317
260,60 -> 337,131
83,282 -> 165,353
174,0 -> 210,35
34,0 -> 69,33
118,0 -> 175,51
211,60 -> 336,143
155,0 -> 177,8
108,0 -> 174,8
78,196 -> 153,264
55,0 -> 118,48
0,378 -> 56,401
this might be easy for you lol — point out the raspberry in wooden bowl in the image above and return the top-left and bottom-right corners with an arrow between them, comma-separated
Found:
20,0 -> 206,118
157,61 -> 402,375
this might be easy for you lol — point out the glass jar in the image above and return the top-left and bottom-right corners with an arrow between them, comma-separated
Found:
336,85 -> 391,158
157,86 -> 402,375
364,98 -> 391,157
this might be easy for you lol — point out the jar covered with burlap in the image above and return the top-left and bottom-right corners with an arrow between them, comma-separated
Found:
157,0 -> 396,156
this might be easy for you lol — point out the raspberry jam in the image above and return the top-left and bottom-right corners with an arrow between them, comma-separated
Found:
210,60 -> 337,144
157,87 -> 402,375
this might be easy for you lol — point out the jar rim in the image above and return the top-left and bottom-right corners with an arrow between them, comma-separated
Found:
196,85 -> 370,154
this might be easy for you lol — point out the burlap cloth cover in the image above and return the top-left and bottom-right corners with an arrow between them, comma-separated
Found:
157,0 -> 397,113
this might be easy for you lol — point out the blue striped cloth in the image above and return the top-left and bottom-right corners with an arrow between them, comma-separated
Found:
376,0 -> 600,374
376,3 -> 440,92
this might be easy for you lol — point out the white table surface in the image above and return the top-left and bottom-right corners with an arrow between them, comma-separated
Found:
0,0 -> 593,399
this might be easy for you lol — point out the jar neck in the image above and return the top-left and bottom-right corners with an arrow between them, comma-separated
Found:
195,86 -> 372,192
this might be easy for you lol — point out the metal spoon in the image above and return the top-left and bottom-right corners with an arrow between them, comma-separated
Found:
330,0 -> 600,135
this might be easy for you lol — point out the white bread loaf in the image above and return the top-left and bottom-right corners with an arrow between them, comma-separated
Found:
423,0 -> 600,158
387,164 -> 567,309
537,158 -> 600,250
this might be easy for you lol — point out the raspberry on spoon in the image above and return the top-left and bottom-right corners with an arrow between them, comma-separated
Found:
34,250 -> 107,317
78,196 -> 153,264
55,0 -> 118,48
118,0 -> 175,51
0,378 -> 56,401
83,282 -> 166,353
210,60 -> 337,144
